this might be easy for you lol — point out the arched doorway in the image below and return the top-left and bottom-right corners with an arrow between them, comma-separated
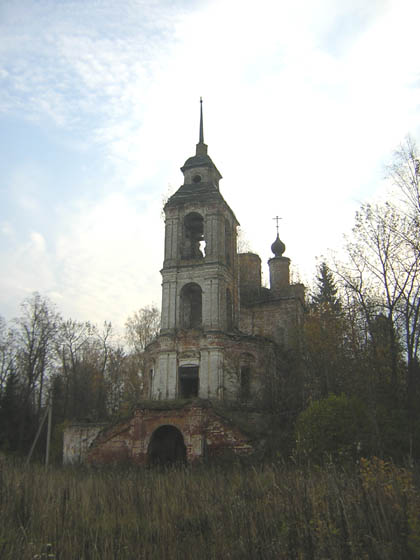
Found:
147,425 -> 187,466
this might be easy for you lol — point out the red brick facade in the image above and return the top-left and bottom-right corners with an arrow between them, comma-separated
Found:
85,402 -> 253,465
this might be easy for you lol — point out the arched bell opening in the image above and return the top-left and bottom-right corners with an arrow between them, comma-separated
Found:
147,425 -> 187,466
183,212 -> 205,259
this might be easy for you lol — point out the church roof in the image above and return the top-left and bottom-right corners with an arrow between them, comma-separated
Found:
181,153 -> 219,172
164,179 -> 239,224
165,99 -> 238,225
165,180 -> 227,207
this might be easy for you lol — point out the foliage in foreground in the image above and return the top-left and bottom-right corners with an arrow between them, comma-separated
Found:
1,458 -> 420,560
295,394 -> 373,462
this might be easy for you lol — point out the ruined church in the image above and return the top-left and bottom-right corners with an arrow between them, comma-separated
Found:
63,101 -> 304,465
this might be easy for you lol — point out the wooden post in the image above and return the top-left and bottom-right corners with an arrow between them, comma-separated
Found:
45,396 -> 52,469
26,404 -> 49,466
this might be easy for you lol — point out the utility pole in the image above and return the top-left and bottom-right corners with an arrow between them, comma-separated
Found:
25,394 -> 53,470
45,394 -> 52,469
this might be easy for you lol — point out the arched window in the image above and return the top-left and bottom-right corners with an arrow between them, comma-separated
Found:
149,360 -> 155,399
225,218 -> 232,266
226,288 -> 233,331
179,365 -> 199,398
239,353 -> 255,401
180,283 -> 202,329
183,212 -> 205,259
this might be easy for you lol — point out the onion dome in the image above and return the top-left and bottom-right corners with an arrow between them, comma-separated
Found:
271,233 -> 286,257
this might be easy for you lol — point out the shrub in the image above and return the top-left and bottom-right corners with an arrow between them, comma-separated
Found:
295,394 -> 372,463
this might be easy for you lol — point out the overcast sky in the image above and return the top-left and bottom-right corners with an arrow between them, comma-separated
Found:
1,0 -> 420,331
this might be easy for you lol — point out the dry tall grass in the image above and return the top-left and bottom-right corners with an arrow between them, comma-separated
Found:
0,458 -> 419,559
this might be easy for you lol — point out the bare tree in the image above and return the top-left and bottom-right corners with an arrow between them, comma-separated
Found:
387,136 -> 420,218
385,136 -> 420,408
55,319 -> 94,418
12,293 -> 60,448
125,306 -> 160,354
236,227 -> 252,253
336,144 -> 420,415
340,203 -> 412,386
0,317 -> 16,394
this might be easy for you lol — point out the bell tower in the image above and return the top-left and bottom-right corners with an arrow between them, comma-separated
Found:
151,100 -> 240,400
160,99 -> 239,335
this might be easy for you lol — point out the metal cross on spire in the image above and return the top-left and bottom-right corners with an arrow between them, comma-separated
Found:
273,216 -> 282,236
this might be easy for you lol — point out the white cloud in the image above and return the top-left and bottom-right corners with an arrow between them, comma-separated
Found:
1,0 -> 420,326
53,192 -> 163,327
1,222 -> 13,236
30,231 -> 46,252
0,229 -> 56,318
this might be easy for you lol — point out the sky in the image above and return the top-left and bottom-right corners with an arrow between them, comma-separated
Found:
1,0 -> 420,332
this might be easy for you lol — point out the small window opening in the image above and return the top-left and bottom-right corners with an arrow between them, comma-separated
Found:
193,174 -> 202,183
239,353 -> 255,401
179,366 -> 199,398
240,366 -> 251,400
225,219 -> 232,266
226,288 -> 233,331
180,283 -> 202,329
149,368 -> 154,397
183,212 -> 204,259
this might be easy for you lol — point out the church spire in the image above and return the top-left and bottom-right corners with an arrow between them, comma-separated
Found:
199,97 -> 204,144
196,97 -> 208,156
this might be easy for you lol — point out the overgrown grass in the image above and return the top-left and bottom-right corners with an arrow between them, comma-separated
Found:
1,458 -> 420,559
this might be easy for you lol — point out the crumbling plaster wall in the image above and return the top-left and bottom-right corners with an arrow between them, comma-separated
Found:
63,424 -> 107,465
145,331 -> 277,404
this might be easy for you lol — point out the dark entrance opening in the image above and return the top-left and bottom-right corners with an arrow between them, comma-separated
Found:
148,425 -> 187,466
179,366 -> 199,398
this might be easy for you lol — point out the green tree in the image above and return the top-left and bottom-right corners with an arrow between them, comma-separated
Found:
303,262 -> 355,399
295,394 -> 373,463
311,261 -> 341,313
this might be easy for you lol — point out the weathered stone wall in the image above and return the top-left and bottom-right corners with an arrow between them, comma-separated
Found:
63,424 -> 107,465
239,253 -> 262,301
240,296 -> 304,349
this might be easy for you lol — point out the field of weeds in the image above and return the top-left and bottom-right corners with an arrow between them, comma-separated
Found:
1,457 -> 420,559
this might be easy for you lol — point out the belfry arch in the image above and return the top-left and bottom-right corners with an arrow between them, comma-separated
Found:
183,212 -> 205,259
